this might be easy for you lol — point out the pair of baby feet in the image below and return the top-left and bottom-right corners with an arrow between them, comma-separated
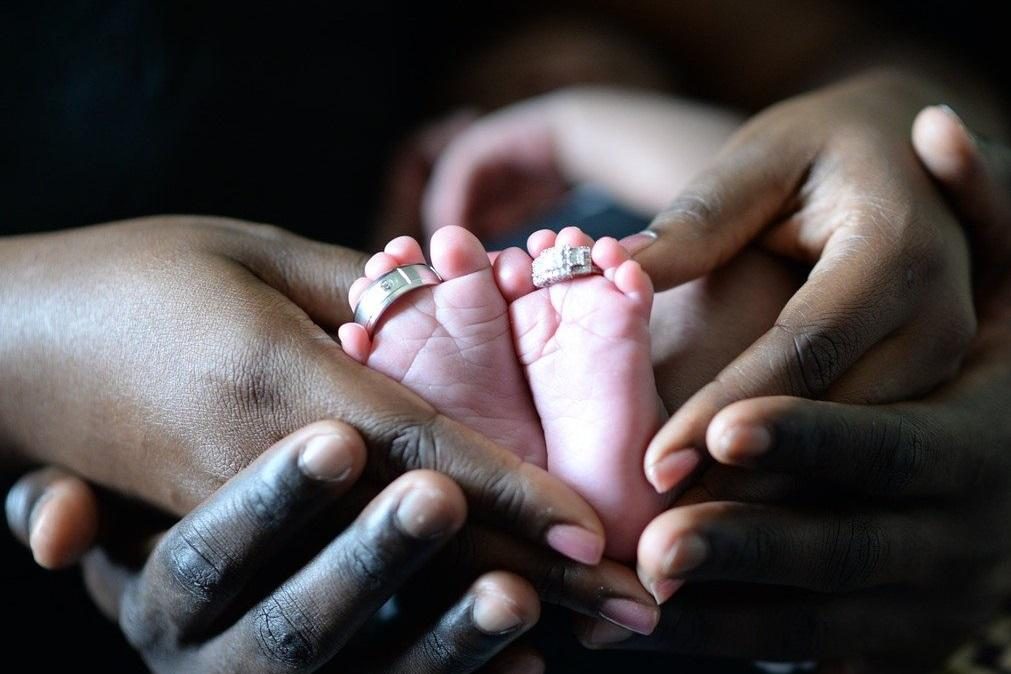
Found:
338,226 -> 666,561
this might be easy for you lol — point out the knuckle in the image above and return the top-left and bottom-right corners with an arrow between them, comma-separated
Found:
252,591 -> 318,670
164,519 -> 229,602
234,469 -> 300,530
385,415 -> 442,473
345,535 -> 396,594
657,189 -> 723,237
775,321 -> 857,397
819,517 -> 887,592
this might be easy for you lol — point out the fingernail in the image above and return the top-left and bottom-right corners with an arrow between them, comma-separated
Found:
663,533 -> 708,576
298,434 -> 354,481
650,578 -> 685,605
472,589 -> 526,635
581,619 -> 635,647
618,230 -> 658,255
28,496 -> 57,567
396,488 -> 456,539
646,448 -> 700,493
545,524 -> 604,565
598,598 -> 660,635
716,424 -> 771,462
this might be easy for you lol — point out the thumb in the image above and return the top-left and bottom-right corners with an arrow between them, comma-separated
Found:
621,136 -> 808,291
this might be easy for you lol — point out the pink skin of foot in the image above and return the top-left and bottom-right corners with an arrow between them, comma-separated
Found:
341,225 -> 666,562
338,227 -> 546,465
495,227 -> 667,561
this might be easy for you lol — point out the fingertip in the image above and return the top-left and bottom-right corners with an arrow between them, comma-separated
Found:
391,470 -> 468,539
912,105 -> 979,184
644,447 -> 700,494
707,402 -> 774,465
30,479 -> 99,569
471,571 -> 541,635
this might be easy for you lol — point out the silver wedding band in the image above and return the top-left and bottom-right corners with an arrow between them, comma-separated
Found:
353,264 -> 442,335
531,244 -> 599,288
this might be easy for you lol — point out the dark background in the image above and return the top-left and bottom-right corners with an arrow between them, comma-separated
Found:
1,1 -> 1004,670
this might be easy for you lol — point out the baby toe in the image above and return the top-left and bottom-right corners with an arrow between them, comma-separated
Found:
337,323 -> 372,363
527,229 -> 557,257
348,276 -> 373,308
430,225 -> 490,280
384,236 -> 426,265
494,247 -> 536,302
592,237 -> 631,271
364,252 -> 401,280
555,226 -> 594,249
612,260 -> 654,311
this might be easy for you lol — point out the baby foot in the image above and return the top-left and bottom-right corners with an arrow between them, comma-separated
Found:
495,227 -> 667,561
339,226 -> 546,465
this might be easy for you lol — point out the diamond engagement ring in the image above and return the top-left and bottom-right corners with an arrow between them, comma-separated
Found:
531,244 -> 599,288
353,264 -> 442,335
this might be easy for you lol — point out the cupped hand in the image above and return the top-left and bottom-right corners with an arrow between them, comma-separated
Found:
589,107 -> 1011,670
636,70 -> 977,491
14,420 -> 544,673
0,217 -> 607,563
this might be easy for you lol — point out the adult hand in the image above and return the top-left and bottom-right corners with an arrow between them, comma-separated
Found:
635,70 -> 978,491
0,217 -> 606,563
584,107 -> 1011,671
14,420 -> 544,673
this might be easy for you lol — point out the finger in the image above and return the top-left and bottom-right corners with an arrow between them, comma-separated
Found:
913,106 -> 1011,249
576,584 -> 970,663
621,134 -> 811,291
374,572 -> 540,674
644,222 -> 940,492
117,420 -> 367,639
705,396 -> 971,498
5,467 -> 100,569
204,470 -> 466,672
636,501 -> 931,601
298,333 -> 608,564
436,523 -> 659,634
